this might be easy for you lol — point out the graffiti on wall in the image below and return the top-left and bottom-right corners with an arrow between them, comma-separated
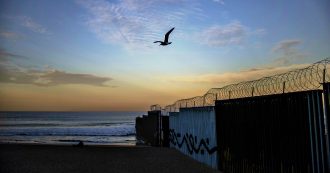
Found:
169,129 -> 217,155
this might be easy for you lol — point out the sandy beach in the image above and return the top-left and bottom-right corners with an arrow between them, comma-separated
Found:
0,144 -> 220,173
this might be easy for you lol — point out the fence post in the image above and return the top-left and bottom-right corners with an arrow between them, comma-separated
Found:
323,83 -> 330,172
252,87 -> 254,97
322,67 -> 330,171
282,81 -> 286,94
203,97 -> 205,107
323,68 -> 326,84
229,91 -> 231,99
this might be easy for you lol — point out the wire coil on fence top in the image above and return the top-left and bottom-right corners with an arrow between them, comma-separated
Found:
158,57 -> 330,113
150,104 -> 162,111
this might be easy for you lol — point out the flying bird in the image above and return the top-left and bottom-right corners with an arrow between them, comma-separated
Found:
154,27 -> 175,46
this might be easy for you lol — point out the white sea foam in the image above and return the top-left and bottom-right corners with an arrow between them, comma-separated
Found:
0,123 -> 135,137
0,111 -> 143,145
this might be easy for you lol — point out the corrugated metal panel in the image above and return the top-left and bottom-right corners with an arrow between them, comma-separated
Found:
169,107 -> 218,169
215,90 -> 327,173
135,111 -> 161,146
322,83 -> 330,171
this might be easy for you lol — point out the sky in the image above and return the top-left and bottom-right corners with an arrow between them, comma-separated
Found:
0,0 -> 329,111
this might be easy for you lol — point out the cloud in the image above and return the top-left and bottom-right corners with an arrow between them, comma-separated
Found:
0,50 -> 112,87
272,39 -> 302,53
272,39 -> 305,65
76,0 -> 202,49
213,0 -> 224,5
198,21 -> 247,47
165,63 -> 309,85
77,1 -> 263,49
19,16 -> 50,34
0,66 -> 113,87
0,49 -> 26,62
0,31 -> 21,40
252,28 -> 267,36
33,69 -> 112,86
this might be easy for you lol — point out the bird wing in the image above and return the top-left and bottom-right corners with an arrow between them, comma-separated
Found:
154,41 -> 162,43
164,27 -> 175,42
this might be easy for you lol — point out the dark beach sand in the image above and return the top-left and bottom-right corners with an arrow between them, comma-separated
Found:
0,144 -> 221,173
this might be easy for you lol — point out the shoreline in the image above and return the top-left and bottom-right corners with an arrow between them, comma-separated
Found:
0,139 -> 137,146
0,141 -> 138,147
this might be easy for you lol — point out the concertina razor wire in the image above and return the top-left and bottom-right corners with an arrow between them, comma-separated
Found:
149,57 -> 330,113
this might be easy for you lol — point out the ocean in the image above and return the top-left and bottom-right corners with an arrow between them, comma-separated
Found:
0,111 -> 144,145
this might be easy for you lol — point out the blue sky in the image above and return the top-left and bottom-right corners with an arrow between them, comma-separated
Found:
0,0 -> 329,111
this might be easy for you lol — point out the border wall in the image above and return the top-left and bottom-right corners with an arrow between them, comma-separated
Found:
135,111 -> 160,146
137,57 -> 330,172
215,90 -> 327,173
169,107 -> 218,169
135,110 -> 169,147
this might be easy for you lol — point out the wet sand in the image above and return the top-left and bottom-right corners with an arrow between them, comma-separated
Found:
0,144 -> 220,173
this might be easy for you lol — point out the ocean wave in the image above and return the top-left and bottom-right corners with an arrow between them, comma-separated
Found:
0,111 -> 141,145
0,122 -> 135,127
0,123 -> 135,137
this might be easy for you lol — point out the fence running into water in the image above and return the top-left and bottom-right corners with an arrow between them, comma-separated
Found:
143,57 -> 330,172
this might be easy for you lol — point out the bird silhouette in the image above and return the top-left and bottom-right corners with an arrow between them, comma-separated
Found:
154,27 -> 175,46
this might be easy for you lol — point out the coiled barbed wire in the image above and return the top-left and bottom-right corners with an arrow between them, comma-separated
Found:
158,57 -> 330,113
150,104 -> 162,111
